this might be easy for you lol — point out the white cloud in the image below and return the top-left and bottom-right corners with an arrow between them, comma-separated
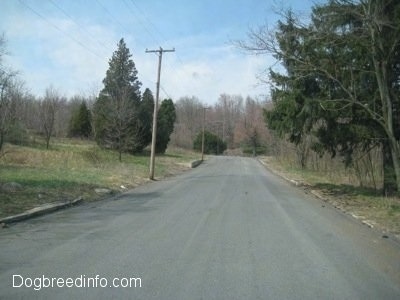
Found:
155,45 -> 272,104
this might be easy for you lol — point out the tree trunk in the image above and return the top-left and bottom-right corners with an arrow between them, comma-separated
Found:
45,134 -> 50,150
0,130 -> 4,152
252,129 -> 258,157
382,140 -> 397,195
389,138 -> 400,194
118,137 -> 122,162
368,1 -> 399,193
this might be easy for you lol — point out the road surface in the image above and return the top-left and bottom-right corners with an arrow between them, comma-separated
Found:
1,156 -> 400,299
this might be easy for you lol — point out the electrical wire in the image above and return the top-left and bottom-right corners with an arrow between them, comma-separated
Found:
93,0 -> 158,89
49,0 -> 158,92
123,0 -> 203,100
47,0 -> 115,54
122,0 -> 159,47
18,0 -> 104,61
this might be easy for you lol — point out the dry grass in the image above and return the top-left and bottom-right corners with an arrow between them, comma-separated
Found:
0,139 -> 199,218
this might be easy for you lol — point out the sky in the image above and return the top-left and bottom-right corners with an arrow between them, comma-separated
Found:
0,0 -> 315,104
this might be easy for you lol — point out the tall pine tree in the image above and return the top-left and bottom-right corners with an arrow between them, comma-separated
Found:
156,98 -> 176,154
93,38 -> 142,161
133,88 -> 154,152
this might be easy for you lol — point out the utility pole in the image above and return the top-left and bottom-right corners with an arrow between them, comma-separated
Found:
201,106 -> 210,161
146,47 -> 175,180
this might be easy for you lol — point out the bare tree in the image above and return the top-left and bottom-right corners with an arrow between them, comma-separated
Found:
170,96 -> 203,149
53,97 -> 70,137
214,94 -> 243,148
39,87 -> 61,149
234,96 -> 270,156
0,71 -> 16,151
0,33 -> 17,152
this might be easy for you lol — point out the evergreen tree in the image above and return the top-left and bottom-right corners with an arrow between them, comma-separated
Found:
156,98 -> 176,154
68,101 -> 92,138
248,1 -> 400,193
93,38 -> 142,161
133,88 -> 154,152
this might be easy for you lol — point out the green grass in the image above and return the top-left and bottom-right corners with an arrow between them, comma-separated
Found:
0,139 -> 198,218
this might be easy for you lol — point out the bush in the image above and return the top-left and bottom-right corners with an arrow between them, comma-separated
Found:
5,122 -> 29,146
193,130 -> 226,155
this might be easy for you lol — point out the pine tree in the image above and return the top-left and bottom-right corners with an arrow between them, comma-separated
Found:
93,38 -> 142,161
68,101 -> 92,138
156,98 -> 176,154
132,88 -> 154,152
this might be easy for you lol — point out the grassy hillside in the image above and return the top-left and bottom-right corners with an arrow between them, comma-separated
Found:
0,138 -> 199,218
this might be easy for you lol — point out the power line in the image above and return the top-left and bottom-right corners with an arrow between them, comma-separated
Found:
122,0 -> 215,102
160,85 -> 172,99
47,0 -> 115,54
122,0 -> 159,45
120,0 -> 177,98
94,0 -> 135,40
122,0 -> 200,100
129,0 -> 168,43
93,0 -> 159,90
18,0 -> 104,61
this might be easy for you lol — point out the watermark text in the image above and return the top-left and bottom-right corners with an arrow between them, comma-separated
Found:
13,274 -> 142,291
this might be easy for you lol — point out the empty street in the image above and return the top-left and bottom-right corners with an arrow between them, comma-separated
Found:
1,156 -> 400,299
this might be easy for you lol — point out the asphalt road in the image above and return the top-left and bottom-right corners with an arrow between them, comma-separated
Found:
1,156 -> 400,299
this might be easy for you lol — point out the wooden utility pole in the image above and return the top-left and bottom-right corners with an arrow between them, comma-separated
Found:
146,47 -> 175,180
201,106 -> 210,161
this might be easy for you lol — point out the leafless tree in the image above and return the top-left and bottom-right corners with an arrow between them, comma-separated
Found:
170,96 -> 203,149
39,87 -> 61,149
0,71 -> 15,151
214,94 -> 243,148
234,96 -> 271,155
0,34 -> 16,152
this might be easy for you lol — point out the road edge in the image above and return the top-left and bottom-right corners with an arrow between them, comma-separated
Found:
0,197 -> 83,225
191,160 -> 203,168
1,159 -> 203,226
257,157 -> 400,243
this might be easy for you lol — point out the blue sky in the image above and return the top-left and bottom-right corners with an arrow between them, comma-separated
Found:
1,0 -> 315,103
